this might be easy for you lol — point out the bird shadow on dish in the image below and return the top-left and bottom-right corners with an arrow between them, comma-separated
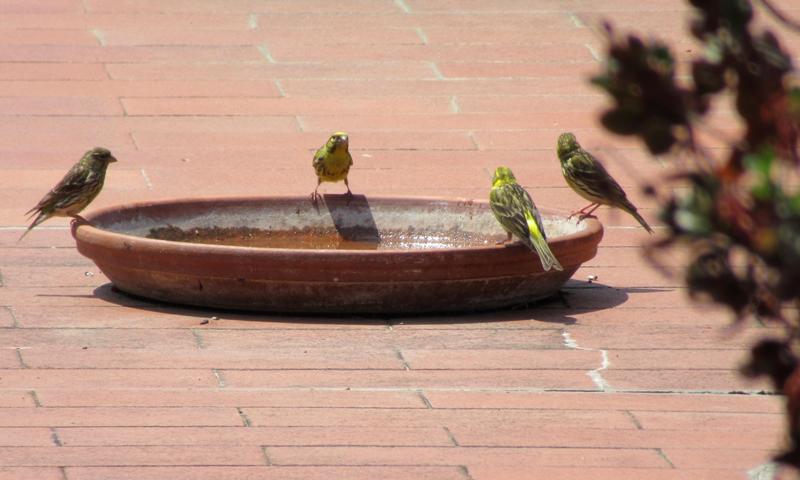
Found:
87,278 -> 631,327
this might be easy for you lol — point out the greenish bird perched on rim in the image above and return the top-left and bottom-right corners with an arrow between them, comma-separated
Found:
19,147 -> 117,241
489,166 -> 563,272
557,132 -> 653,234
312,131 -> 353,203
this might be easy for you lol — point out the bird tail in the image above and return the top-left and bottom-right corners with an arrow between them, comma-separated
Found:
620,202 -> 653,234
528,235 -> 564,272
18,212 -> 49,242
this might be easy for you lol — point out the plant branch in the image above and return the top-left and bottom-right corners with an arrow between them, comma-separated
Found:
758,0 -> 800,33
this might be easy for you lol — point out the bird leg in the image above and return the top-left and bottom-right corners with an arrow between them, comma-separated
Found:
69,215 -> 90,226
568,202 -> 598,219
311,180 -> 321,204
344,178 -> 353,198
577,203 -> 602,222
495,231 -> 513,245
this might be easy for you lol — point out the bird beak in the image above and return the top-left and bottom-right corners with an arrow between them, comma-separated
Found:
109,156 -> 118,163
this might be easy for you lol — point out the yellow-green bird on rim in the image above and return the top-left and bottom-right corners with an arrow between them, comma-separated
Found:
557,132 -> 653,233
489,166 -> 563,272
312,131 -> 353,202
19,147 -> 117,241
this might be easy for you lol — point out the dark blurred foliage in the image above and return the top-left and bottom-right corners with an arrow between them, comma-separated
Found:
592,0 -> 800,467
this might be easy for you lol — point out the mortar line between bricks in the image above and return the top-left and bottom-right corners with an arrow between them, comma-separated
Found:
261,446 -> 272,466
584,43 -> 602,62
443,426 -> 459,446
101,63 -> 112,80
657,448 -> 676,468
257,44 -> 276,64
139,168 -> 153,190
429,62 -> 445,80
91,29 -> 105,46
416,390 -> 433,408
295,115 -> 306,132
59,466 -> 67,480
449,95 -> 461,113
15,348 -> 28,368
459,465 -> 476,480
566,12 -> 585,28
191,329 -> 205,348
128,132 -> 139,151
467,131 -> 478,150
248,14 -> 259,29
50,427 -> 63,446
6,306 -> 18,328
28,390 -> 41,407
394,0 -> 412,13
624,410 -> 644,430
274,79 -> 287,97
212,369 -> 226,387
562,330 -> 611,392
393,348 -> 411,371
415,27 -> 429,44
236,407 -> 252,427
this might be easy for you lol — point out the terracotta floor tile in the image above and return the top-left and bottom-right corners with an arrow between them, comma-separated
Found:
0,1 -> 796,477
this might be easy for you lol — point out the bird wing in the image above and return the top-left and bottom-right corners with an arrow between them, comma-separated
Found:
570,149 -> 630,204
25,163 -> 93,216
490,183 -> 544,245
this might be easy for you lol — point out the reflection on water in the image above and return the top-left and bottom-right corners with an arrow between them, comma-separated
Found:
146,225 -> 494,251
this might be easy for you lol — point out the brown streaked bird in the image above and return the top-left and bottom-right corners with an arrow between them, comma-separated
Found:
20,147 -> 117,241
557,132 -> 653,233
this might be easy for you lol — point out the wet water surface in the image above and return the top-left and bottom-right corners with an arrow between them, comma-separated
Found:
146,225 -> 495,250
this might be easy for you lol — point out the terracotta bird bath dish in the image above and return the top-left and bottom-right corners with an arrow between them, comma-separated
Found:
71,195 -> 603,314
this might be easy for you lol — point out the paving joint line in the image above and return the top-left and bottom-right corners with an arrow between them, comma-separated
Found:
429,62 -> 445,80
247,14 -> 259,29
416,390 -> 433,408
394,0 -> 412,13
449,96 -> 461,113
50,427 -> 63,446
257,44 -> 276,64
624,410 -> 644,430
6,306 -> 18,328
191,329 -> 205,348
128,132 -> 140,150
393,348 -> 411,370
274,79 -> 287,97
459,465 -> 476,480
584,43 -> 602,62
294,115 -> 306,132
212,369 -> 226,387
567,12 -> 585,28
562,330 -> 611,392
657,448 -> 676,468
15,348 -> 28,368
415,26 -> 428,44
139,168 -> 153,190
59,466 -> 67,480
236,407 -> 252,427
443,426 -> 459,446
28,390 -> 41,407
91,29 -> 105,46
261,446 -> 272,466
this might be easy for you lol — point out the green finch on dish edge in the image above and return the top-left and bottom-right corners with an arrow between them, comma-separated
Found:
312,131 -> 353,203
489,166 -> 563,272
557,132 -> 653,233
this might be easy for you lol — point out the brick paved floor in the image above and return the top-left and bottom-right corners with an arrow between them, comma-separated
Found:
2,0 -> 800,479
